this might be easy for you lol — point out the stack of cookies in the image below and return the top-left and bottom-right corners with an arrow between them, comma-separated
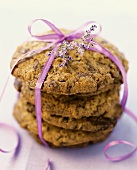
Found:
11,36 -> 128,147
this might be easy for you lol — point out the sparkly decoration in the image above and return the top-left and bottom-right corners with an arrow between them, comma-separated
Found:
47,24 -> 98,67
80,25 -> 97,50
76,46 -> 84,56
90,24 -> 97,31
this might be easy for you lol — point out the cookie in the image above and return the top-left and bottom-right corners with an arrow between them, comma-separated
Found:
13,101 -> 115,146
30,133 -> 90,148
14,78 -> 121,97
38,104 -> 122,132
11,34 -> 128,95
17,97 -> 122,131
15,79 -> 120,119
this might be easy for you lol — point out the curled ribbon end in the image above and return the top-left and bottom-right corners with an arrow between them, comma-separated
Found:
0,123 -> 21,156
45,159 -> 51,170
104,140 -> 137,162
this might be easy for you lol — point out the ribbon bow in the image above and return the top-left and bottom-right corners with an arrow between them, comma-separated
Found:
28,19 -> 101,43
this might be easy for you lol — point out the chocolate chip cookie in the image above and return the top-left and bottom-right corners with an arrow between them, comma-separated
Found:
17,97 -> 122,131
11,34 -> 128,95
14,101 -> 116,146
15,79 -> 120,118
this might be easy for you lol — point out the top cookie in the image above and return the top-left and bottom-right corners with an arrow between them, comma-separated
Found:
11,31 -> 128,95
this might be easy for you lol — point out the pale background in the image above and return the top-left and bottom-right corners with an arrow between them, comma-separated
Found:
0,0 -> 137,170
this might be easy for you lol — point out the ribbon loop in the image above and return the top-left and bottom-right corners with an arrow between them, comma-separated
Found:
69,21 -> 102,37
0,123 -> 20,155
104,140 -> 137,161
28,19 -> 64,41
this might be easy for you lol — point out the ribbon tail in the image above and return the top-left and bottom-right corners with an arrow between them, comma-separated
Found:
0,74 -> 10,102
124,107 -> 137,122
88,42 -> 128,108
45,159 -> 51,170
35,45 -> 58,146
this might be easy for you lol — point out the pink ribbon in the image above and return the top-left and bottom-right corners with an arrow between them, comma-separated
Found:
25,19 -> 104,147
0,19 -> 137,167
25,19 -> 137,162
104,140 -> 137,162
104,107 -> 137,161
0,123 -> 20,156
45,159 -> 51,170
25,19 -> 128,147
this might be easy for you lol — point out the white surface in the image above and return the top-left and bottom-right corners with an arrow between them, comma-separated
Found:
0,0 -> 137,170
